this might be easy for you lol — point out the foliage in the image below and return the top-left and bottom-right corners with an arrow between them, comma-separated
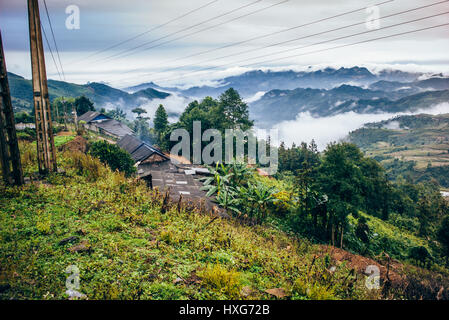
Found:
74,96 -> 95,116
0,142 -> 376,300
88,140 -> 136,177
154,104 -> 168,134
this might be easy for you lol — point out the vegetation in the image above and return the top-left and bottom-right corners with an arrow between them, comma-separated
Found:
1,140 -> 376,300
89,140 -> 136,177
348,113 -> 449,187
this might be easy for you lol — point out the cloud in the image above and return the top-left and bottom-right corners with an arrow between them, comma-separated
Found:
272,102 -> 449,150
245,91 -> 266,103
135,92 -> 192,124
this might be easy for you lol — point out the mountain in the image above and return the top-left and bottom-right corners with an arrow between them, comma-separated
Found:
368,77 -> 449,94
126,66 -> 423,99
7,73 -> 171,113
348,113 -> 449,187
250,84 -> 449,127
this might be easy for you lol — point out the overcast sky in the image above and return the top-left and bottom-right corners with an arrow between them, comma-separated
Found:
1,0 -> 448,88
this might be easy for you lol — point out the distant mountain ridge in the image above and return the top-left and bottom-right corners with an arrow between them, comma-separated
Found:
8,72 -> 171,113
125,66 -> 423,99
250,84 -> 449,127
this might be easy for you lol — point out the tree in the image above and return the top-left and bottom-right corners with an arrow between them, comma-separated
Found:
131,107 -> 147,119
437,216 -> 449,263
154,104 -> 168,134
74,96 -> 95,116
89,140 -> 136,177
219,88 -> 253,130
317,143 -> 365,246
106,107 -> 127,121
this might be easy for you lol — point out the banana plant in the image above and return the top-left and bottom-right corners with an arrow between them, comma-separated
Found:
200,162 -> 232,197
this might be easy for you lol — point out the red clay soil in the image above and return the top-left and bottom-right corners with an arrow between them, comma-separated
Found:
60,136 -> 88,153
317,245 -> 405,285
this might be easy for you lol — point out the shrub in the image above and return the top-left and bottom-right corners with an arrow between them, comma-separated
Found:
89,140 -> 136,177
408,246 -> 432,267
198,264 -> 242,299
65,151 -> 107,182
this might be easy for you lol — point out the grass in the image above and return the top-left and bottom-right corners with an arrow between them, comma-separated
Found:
0,144 -> 373,300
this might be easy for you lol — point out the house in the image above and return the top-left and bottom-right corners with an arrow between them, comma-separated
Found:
78,111 -> 133,139
15,123 -> 35,130
117,134 -> 169,165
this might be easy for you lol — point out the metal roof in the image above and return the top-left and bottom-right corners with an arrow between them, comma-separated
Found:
117,134 -> 169,162
78,111 -> 101,123
95,119 -> 133,138
117,134 -> 142,155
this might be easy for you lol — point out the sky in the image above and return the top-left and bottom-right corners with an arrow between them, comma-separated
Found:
1,0 -> 449,88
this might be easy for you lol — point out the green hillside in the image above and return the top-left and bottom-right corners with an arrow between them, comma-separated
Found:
348,114 -> 449,187
7,72 -> 170,113
1,136 -> 448,300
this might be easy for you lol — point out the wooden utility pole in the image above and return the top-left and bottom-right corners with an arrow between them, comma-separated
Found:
0,30 -> 24,186
28,0 -> 57,174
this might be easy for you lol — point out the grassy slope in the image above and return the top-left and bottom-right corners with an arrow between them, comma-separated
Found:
1,138 -> 447,300
0,144 -> 374,300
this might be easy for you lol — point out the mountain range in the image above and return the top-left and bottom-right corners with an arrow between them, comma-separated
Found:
9,66 -> 449,130
8,72 -> 171,113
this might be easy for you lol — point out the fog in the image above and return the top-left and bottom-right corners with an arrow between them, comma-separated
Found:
136,92 -> 193,124
272,102 -> 449,150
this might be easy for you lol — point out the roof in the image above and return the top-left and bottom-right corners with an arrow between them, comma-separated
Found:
78,111 -> 100,123
117,134 -> 169,162
78,111 -> 111,123
95,119 -> 134,138
117,134 -> 142,154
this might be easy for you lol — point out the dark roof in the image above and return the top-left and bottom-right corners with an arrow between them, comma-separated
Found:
117,134 -> 142,154
78,111 -> 100,123
78,111 -> 111,123
117,134 -> 169,162
95,119 -> 133,138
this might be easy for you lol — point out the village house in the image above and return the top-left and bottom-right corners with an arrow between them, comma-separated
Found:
78,111 -> 133,139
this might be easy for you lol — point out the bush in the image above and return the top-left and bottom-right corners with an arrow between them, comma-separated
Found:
198,264 -> 242,299
408,246 -> 433,267
89,140 -> 136,177
65,151 -> 107,182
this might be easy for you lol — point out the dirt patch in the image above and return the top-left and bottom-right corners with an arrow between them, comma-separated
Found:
317,245 -> 404,286
57,131 -> 75,136
60,136 -> 88,153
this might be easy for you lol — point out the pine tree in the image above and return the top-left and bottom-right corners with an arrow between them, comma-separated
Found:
154,104 -> 168,134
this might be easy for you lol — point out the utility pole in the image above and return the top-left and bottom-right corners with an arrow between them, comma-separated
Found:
0,30 -> 24,186
28,0 -> 57,174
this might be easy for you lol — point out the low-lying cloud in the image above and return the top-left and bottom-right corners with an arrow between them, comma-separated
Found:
272,102 -> 449,150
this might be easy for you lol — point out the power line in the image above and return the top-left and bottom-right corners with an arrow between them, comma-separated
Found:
95,0 -> 266,63
42,0 -> 65,80
241,11 -> 449,67
71,0 -> 220,65
40,22 -> 62,81
144,14 -> 449,85
166,0 -> 396,64
114,0 -> 289,77
118,0 -> 397,83
108,0 -> 289,64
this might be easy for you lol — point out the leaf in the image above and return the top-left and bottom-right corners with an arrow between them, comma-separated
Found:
265,288 -> 289,299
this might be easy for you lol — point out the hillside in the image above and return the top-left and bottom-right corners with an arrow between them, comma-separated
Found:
348,113 -> 449,187
250,85 -> 449,127
7,73 -> 171,113
1,136 -> 448,300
